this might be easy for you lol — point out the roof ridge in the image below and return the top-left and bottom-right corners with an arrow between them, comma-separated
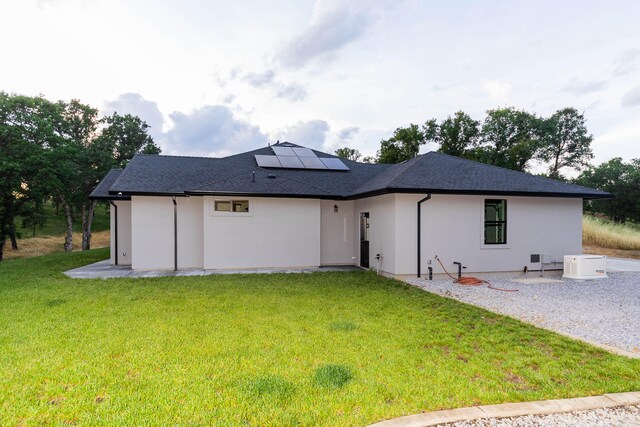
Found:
386,155 -> 429,188
136,153 -> 223,160
429,151 -> 606,193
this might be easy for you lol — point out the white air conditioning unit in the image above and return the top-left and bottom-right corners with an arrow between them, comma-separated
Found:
563,255 -> 607,280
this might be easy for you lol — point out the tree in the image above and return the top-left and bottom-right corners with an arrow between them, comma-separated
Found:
48,107 -> 161,252
538,108 -> 593,179
78,112 -> 160,249
0,93 -> 60,261
574,158 -> 640,223
334,147 -> 361,161
480,107 -> 543,171
97,112 -> 160,168
49,100 -> 101,252
377,124 -> 425,164
424,111 -> 480,159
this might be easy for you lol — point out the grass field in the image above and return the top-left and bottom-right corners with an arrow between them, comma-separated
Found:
1,250 -> 639,426
15,203 -> 111,238
5,203 -> 111,260
583,215 -> 640,253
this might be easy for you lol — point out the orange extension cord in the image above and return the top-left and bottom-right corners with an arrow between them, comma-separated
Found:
435,256 -> 518,292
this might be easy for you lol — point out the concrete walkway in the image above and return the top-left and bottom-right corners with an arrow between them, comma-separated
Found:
368,391 -> 640,427
64,260 -> 360,279
607,257 -> 640,272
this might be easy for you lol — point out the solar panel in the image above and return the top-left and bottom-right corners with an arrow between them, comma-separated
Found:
320,157 -> 350,170
255,155 -> 281,168
255,146 -> 350,171
300,156 -> 328,169
292,147 -> 315,157
278,155 -> 305,168
272,146 -> 296,156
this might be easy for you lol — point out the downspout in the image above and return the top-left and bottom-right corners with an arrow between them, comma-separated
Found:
417,194 -> 432,278
172,196 -> 177,271
109,201 -> 118,266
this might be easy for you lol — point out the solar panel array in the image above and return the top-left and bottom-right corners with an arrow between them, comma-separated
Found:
255,146 -> 350,171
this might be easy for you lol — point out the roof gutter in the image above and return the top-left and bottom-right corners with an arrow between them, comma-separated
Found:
343,187 -> 613,201
109,201 -> 118,266
172,196 -> 177,272
417,194 -> 431,278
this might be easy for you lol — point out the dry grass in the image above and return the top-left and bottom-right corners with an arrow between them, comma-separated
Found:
583,244 -> 640,260
3,230 -> 110,260
582,215 -> 640,251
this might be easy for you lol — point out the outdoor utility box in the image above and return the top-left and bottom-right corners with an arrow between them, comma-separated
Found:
563,255 -> 607,280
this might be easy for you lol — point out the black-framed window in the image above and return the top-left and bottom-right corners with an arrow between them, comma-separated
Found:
484,199 -> 507,244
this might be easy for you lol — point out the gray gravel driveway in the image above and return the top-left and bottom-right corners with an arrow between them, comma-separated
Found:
408,271 -> 640,356
438,405 -> 640,427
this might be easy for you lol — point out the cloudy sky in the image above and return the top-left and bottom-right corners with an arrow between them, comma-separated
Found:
2,0 -> 639,167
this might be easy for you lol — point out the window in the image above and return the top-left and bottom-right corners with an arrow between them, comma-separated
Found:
484,199 -> 506,244
215,200 -> 249,213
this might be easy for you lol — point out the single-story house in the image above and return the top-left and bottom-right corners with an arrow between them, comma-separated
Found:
91,142 -> 611,278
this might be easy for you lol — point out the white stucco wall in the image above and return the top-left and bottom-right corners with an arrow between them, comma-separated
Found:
395,194 -> 583,276
177,197 -> 204,269
131,196 -> 174,270
110,200 -> 132,266
321,200 -> 355,265
202,196 -> 321,270
353,194 -> 397,274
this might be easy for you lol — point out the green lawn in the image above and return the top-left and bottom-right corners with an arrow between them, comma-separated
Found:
1,251 -> 639,426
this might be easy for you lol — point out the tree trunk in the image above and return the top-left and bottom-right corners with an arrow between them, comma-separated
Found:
81,200 -> 97,250
0,234 -> 5,262
9,221 -> 18,250
61,197 -> 73,252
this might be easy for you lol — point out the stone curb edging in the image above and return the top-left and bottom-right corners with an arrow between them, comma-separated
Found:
367,391 -> 640,427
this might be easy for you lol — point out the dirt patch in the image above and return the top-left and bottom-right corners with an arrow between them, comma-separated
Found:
583,244 -> 640,260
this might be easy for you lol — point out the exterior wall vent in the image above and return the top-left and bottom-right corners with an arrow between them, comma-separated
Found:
563,255 -> 607,280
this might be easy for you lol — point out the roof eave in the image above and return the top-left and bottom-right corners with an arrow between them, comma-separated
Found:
90,195 -> 132,201
184,190 -> 342,200
345,187 -> 613,200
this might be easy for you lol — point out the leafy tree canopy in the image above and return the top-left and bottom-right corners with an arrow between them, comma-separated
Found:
377,123 -> 425,164
334,147 -> 361,161
574,157 -> 640,223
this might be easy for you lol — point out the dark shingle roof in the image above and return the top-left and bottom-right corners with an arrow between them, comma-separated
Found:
90,169 -> 126,199
346,152 -> 612,199
93,144 -> 611,200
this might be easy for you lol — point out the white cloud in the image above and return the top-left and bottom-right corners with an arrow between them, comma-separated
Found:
161,105 -> 269,157
621,86 -> 640,108
276,120 -> 330,150
338,126 -> 359,141
613,49 -> 640,76
278,2 -> 372,69
235,68 -> 308,102
103,93 -> 165,140
564,79 -> 608,95
243,70 -> 276,87
482,80 -> 512,101
593,120 -> 640,163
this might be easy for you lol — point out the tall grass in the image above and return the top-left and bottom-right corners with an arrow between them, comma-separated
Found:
583,215 -> 640,250
3,230 -> 110,259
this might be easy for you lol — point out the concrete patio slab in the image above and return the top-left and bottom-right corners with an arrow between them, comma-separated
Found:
64,260 -> 361,279
608,257 -> 640,272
